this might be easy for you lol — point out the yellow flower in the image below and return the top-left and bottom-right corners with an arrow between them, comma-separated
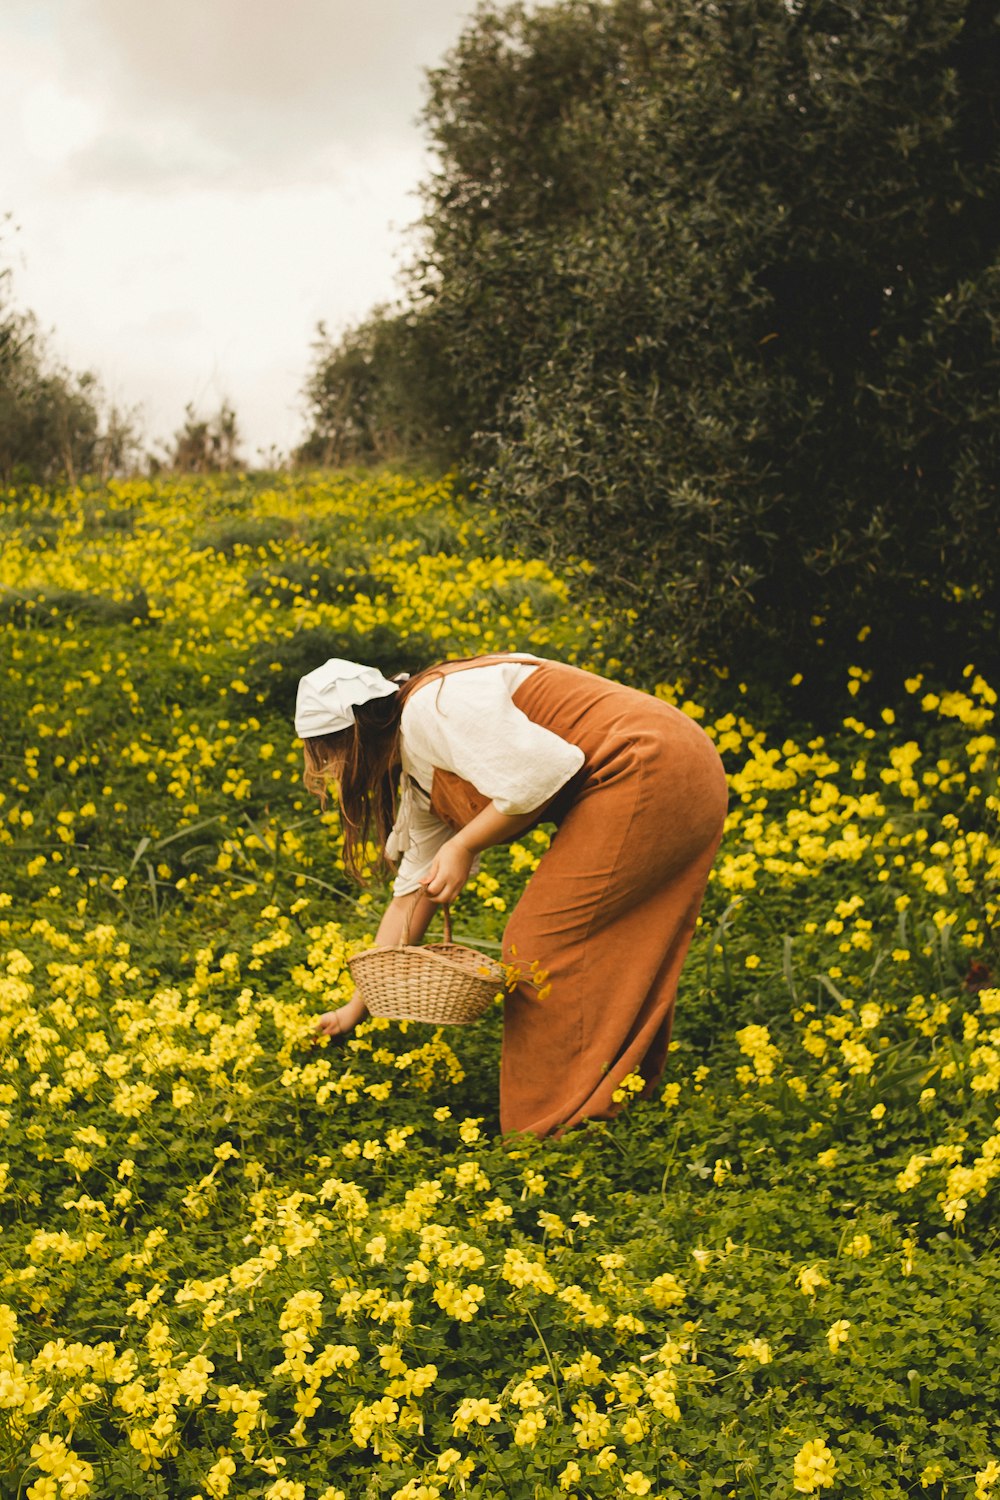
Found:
571,1397 -> 611,1448
644,1368 -> 680,1419
793,1437 -> 837,1493
562,1351 -> 604,1384
203,1454 -> 237,1498
735,1338 -> 772,1365
279,1290 -> 324,1333
645,1272 -> 686,1309
264,1483 -> 305,1500
796,1265 -> 829,1298
826,1319 -> 850,1352
513,1411 -> 547,1447
510,1378 -> 546,1409
501,1248 -> 556,1294
432,1281 -> 485,1323
975,1461 -> 1000,1499
452,1397 -> 500,1433
0,1305 -> 19,1351
611,1069 -> 645,1102
623,1473 -> 653,1495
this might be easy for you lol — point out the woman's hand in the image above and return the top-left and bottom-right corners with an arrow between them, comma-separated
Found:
315,995 -> 367,1038
421,837 -> 476,904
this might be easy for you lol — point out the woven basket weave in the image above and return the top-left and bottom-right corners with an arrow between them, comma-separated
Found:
348,905 -> 505,1024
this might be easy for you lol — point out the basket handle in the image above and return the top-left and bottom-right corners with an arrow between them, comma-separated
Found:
401,892 -> 451,946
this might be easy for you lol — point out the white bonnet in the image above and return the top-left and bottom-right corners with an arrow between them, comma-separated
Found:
294,658 -> 399,739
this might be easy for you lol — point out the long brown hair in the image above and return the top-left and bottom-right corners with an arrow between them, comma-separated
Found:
300,662 -> 451,883
301,654 -> 526,883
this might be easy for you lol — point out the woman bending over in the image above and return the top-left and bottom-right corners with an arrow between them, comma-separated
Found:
297,652 -> 728,1139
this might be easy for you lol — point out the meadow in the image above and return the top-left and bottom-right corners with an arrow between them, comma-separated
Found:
0,471 -> 997,1500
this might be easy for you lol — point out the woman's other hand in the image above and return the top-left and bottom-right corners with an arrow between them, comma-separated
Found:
315,995 -> 367,1038
422,837 -> 475,904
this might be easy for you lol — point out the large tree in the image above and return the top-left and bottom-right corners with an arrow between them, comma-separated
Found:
297,304 -> 462,470
397,0 -> 1000,693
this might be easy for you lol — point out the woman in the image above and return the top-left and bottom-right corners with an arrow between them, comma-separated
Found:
297,652 -> 728,1138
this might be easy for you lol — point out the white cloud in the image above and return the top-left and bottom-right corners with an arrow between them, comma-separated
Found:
1,0 -> 483,456
54,0 -> 476,189
19,79 -> 101,166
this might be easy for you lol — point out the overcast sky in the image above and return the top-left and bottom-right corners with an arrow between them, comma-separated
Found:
3,0 -> 486,460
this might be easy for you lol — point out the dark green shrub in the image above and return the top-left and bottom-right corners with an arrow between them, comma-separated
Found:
0,585 -> 152,627
16,512 -> 65,552
245,559 -> 398,606
80,504 -> 136,536
244,624 -> 440,717
384,0 -> 1000,704
190,517 -> 296,556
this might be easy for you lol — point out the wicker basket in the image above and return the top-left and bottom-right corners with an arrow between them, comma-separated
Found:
348,905 -> 505,1024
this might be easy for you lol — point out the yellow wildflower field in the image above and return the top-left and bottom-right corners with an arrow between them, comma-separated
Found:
0,472 -> 997,1499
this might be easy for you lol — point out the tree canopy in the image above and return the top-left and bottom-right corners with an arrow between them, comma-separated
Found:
304,0 -> 1000,696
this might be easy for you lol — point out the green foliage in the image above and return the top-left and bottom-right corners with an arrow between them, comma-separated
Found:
297,315 -> 449,470
365,0 -> 1000,704
1,472 -> 998,1500
0,288 -> 102,487
0,583 -> 152,628
162,399 -> 244,474
246,624 -> 440,717
191,516 -> 297,556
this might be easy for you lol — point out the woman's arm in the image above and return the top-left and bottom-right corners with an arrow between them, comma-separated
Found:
381,800 -> 542,932
315,890 -> 441,1038
422,801 -> 548,904
374,890 -> 440,947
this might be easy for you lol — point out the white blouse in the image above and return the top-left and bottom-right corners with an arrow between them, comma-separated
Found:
386,659 -> 585,896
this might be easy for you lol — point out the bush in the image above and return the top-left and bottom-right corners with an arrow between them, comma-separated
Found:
191,517 -> 296,556
0,584 -> 152,628
246,559 -> 399,608
162,400 -> 243,474
385,0 -> 1000,704
244,624 -> 442,717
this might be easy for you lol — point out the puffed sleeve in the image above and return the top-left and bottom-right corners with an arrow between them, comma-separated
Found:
401,668 -> 585,816
387,776 -> 456,898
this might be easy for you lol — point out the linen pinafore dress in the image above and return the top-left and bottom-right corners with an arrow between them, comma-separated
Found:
410,657 -> 728,1139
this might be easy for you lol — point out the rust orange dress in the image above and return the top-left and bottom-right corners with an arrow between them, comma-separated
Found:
394,656 -> 728,1138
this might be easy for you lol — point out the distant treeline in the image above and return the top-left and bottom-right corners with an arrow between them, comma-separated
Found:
0,226 -> 244,485
1,259 -> 136,487
300,0 -> 1000,696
